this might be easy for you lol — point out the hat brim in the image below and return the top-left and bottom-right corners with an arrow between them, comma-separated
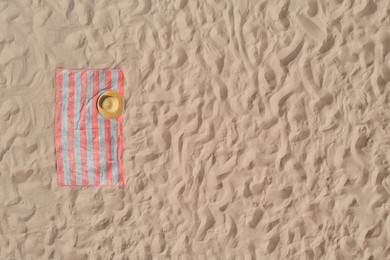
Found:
97,91 -> 124,119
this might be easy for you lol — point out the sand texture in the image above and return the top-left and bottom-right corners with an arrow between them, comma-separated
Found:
1,0 -> 390,259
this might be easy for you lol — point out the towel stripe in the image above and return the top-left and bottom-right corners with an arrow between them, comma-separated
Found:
55,68 -> 124,187
68,70 -> 76,186
86,70 -> 94,185
117,69 -> 124,186
110,70 -> 119,185
98,71 -> 107,185
74,70 -> 82,185
104,70 -> 113,185
92,70 -> 101,186
61,69 -> 71,185
79,71 -> 88,185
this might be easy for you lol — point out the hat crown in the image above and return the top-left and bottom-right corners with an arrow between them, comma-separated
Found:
102,96 -> 118,112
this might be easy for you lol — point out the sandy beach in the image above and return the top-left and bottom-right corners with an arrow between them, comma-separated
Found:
1,0 -> 390,259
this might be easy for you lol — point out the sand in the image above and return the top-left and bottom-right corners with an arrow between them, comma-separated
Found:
1,0 -> 390,259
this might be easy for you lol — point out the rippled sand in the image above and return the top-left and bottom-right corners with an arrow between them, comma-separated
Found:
1,0 -> 390,259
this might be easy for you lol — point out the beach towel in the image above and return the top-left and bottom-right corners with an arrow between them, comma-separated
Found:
55,68 -> 124,187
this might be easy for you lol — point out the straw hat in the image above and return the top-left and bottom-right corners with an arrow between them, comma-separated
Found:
97,90 -> 124,119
